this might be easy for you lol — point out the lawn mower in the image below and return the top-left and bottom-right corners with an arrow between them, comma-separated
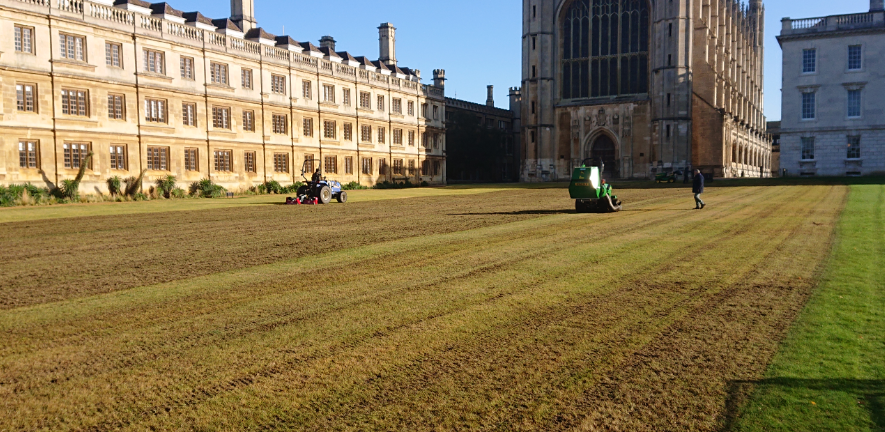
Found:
655,169 -> 684,183
285,160 -> 348,205
569,158 -> 622,213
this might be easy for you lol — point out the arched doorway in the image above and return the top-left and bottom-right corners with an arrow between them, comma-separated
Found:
590,134 -> 618,177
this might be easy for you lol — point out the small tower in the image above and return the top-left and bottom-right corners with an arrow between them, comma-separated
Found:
433,69 -> 446,88
230,0 -> 256,33
319,36 -> 336,51
486,85 -> 495,107
379,23 -> 396,66
872,0 -> 884,11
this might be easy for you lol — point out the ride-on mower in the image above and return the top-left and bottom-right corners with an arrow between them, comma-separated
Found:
286,160 -> 347,205
654,169 -> 684,183
569,158 -> 622,213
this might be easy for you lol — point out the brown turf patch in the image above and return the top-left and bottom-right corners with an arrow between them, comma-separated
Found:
0,185 -> 845,431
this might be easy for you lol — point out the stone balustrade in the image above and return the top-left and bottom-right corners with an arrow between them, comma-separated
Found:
782,11 -> 884,35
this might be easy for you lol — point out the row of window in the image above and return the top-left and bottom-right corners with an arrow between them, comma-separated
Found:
14,26 -> 441,118
17,140 -> 443,176
801,46 -> 864,74
356,158 -> 441,176
799,136 -> 863,161
15,84 -> 438,142
800,88 -> 864,120
18,141 -> 282,174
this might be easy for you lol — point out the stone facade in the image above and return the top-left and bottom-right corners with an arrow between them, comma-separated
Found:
778,2 -> 885,177
445,86 -> 521,182
0,0 -> 446,194
521,0 -> 771,181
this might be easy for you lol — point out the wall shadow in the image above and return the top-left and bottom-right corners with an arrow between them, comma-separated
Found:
719,378 -> 885,431
448,210 -> 576,216
612,176 -> 885,190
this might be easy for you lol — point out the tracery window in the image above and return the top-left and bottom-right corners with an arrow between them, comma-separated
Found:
561,0 -> 649,99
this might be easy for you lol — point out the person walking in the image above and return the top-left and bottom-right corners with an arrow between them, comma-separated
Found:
692,169 -> 706,209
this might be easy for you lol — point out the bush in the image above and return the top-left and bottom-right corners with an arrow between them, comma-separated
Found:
107,176 -> 122,196
256,184 -> 268,194
59,179 -> 81,200
171,187 -> 187,199
55,152 -> 93,200
190,178 -> 227,198
284,182 -> 304,194
420,181 -> 429,187
372,180 -> 420,190
124,170 -> 147,197
156,175 -> 177,199
265,180 -> 283,194
342,181 -> 368,190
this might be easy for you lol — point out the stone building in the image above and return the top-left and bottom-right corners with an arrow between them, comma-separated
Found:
445,85 -> 521,182
0,0 -> 446,194
778,1 -> 885,177
521,0 -> 771,181
767,120 -> 780,176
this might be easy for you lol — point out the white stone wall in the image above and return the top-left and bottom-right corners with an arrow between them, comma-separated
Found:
779,11 -> 885,176
781,130 -> 885,176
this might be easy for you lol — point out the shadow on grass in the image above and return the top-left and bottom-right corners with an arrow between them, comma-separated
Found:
612,176 -> 885,190
719,378 -> 885,432
621,208 -> 696,212
448,210 -> 576,216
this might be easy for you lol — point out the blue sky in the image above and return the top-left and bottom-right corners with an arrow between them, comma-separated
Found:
181,0 -> 871,121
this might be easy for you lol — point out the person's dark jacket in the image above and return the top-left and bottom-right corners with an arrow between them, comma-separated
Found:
311,171 -> 321,182
692,173 -> 705,194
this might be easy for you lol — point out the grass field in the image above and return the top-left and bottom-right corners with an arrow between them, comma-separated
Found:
0,183 -> 857,430
732,184 -> 885,431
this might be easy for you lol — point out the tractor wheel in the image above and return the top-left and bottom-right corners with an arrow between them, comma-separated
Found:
296,185 -> 310,197
575,200 -> 584,213
318,186 -> 332,204
668,178 -> 676,183
336,191 -> 348,203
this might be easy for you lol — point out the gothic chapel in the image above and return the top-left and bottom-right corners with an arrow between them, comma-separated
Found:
521,0 -> 771,180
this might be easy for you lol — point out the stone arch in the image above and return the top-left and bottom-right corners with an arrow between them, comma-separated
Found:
583,128 -> 620,177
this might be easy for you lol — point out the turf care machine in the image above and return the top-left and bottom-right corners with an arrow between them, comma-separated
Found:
285,160 -> 348,205
569,158 -> 623,213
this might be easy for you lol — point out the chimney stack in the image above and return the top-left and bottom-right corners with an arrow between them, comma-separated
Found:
319,36 -> 336,51
230,0 -> 257,33
433,69 -> 446,88
872,0 -> 884,11
486,85 -> 495,107
379,23 -> 396,66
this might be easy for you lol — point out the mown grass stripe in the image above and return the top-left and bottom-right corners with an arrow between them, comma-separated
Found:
733,184 -> 885,432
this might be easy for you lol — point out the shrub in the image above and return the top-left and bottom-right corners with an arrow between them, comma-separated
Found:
156,175 -> 177,199
283,182 -> 304,194
420,181 -> 429,187
342,181 -> 368,190
171,187 -> 187,199
264,180 -> 283,194
107,176 -> 123,196
55,152 -> 93,200
190,178 -> 227,198
372,180 -> 419,190
256,184 -> 268,194
124,170 -> 147,197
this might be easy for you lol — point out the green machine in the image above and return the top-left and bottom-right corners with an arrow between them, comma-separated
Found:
569,159 -> 623,213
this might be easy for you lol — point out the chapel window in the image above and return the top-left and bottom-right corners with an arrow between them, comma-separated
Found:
561,0 -> 650,99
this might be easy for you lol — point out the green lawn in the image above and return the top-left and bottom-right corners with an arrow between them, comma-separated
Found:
733,184 -> 885,431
